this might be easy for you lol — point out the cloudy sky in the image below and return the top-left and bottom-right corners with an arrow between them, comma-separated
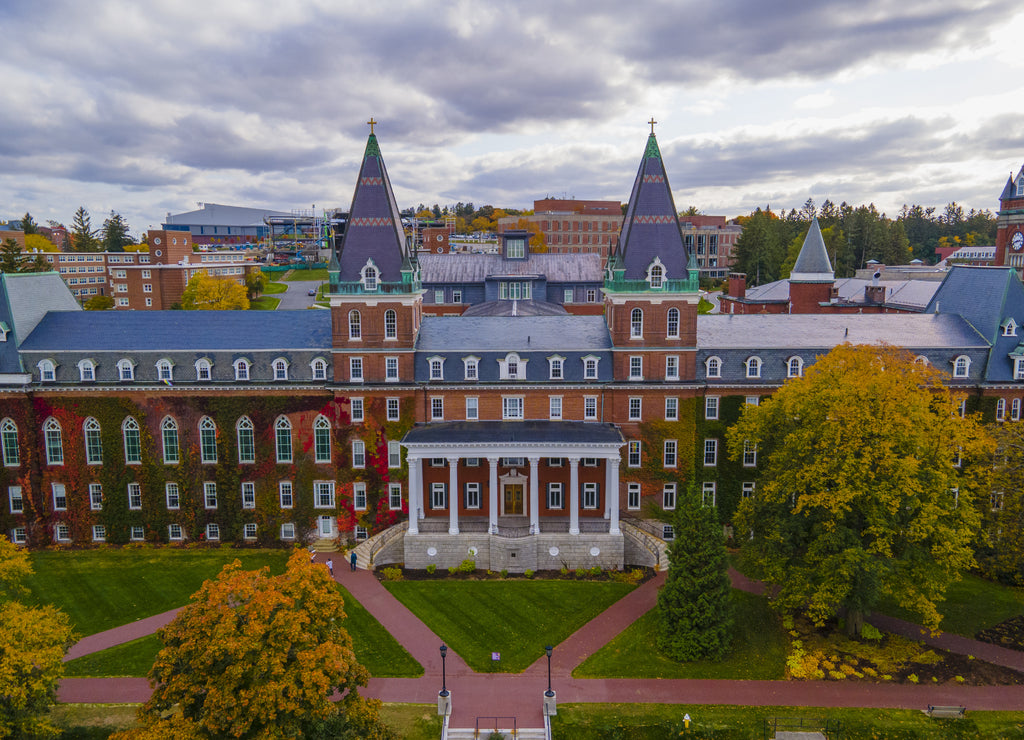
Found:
3,0 -> 1024,238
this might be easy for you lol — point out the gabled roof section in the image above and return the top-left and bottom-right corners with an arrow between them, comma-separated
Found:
999,166 -> 1024,202
336,132 -> 410,283
790,218 -> 834,282
0,273 -> 81,374
611,131 -> 690,281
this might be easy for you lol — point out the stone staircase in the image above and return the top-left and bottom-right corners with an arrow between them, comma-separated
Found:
349,521 -> 407,570
620,520 -> 670,570
309,537 -> 339,553
445,727 -> 547,740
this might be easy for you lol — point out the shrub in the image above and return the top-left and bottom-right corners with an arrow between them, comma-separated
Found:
380,567 -> 403,581
426,564 -> 436,574
560,567 -> 569,576
574,568 -> 586,579
500,569 -> 508,578
907,673 -> 919,684
458,559 -> 475,574
860,623 -> 883,641
589,566 -> 602,577
448,566 -> 457,575
524,569 -> 534,579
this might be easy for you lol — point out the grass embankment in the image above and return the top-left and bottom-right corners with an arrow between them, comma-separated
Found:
261,281 -> 287,294
384,579 -> 635,672
284,268 -> 328,281
877,572 -> 1024,637
249,296 -> 280,310
575,590 -> 787,679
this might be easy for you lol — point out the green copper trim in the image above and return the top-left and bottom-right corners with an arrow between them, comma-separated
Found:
603,275 -> 699,294
644,133 -> 661,160
364,134 -> 380,158
327,279 -> 420,296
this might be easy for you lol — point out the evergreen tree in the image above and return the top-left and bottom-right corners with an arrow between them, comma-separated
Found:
101,211 -> 131,252
20,212 -> 38,235
70,207 -> 100,252
0,239 -> 27,273
657,486 -> 733,661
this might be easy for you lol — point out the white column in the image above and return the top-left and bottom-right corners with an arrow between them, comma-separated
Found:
568,456 -> 580,535
407,455 -> 420,534
488,457 -> 499,534
528,456 -> 540,534
447,456 -> 460,535
606,456 -> 620,535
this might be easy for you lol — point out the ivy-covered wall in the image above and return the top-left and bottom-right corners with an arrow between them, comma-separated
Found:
0,391 -> 416,548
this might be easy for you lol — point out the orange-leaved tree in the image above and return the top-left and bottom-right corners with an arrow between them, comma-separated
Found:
113,549 -> 393,740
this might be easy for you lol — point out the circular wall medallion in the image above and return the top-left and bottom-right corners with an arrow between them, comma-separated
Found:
468,546 -> 478,556
427,547 -> 437,557
589,547 -> 600,556
549,546 -> 559,557
154,249 -> 162,257
172,238 -> 177,245
153,237 -> 161,245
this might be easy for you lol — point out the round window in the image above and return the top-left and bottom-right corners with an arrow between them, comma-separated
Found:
154,249 -> 162,257
153,237 -> 161,245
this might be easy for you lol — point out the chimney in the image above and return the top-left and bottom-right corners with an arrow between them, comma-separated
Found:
864,271 -> 885,304
728,272 -> 747,299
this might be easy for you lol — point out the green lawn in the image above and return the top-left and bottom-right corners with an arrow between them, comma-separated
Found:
63,634 -> 162,678
285,268 -> 328,281
383,580 -> 634,672
574,590 -> 788,679
876,572 -> 1024,637
249,295 -> 280,310
262,281 -> 287,294
552,703 -> 1024,740
13,548 -> 291,636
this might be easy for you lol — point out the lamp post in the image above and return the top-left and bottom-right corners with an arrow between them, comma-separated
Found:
439,644 -> 449,697
544,645 -> 554,697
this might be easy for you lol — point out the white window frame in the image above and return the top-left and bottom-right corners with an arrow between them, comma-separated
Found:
387,397 -> 400,421
502,396 -> 524,420
665,397 -> 678,421
348,310 -> 362,340
233,358 -> 251,381
629,356 -> 643,380
161,416 -> 179,465
280,522 -> 296,540
52,482 -> 67,511
127,482 -> 142,510
78,359 -> 96,382
997,398 -> 1007,421
706,356 -> 722,379
582,355 -> 600,380
199,417 -> 217,463
702,481 -> 717,507
117,359 -> 135,381
384,309 -> 398,339
464,481 -> 481,509
165,482 -> 180,510
92,524 -> 106,542
206,523 -> 221,540
38,359 -> 56,382
582,482 -> 599,510
314,480 -> 335,508
195,358 -> 213,381
465,396 -> 478,420
499,352 -> 527,380
9,485 -> 23,514
279,481 -> 293,508
156,359 -> 174,382
463,356 -> 479,381
385,356 -> 399,381
311,357 -> 328,381
665,355 -> 679,381
549,396 -> 563,420
627,440 -> 641,467
431,397 -> 444,421
236,416 -> 255,463
431,482 -> 447,509
547,482 -> 563,509
745,356 -> 762,379
429,356 -> 445,381
241,481 -> 256,509
203,481 -> 218,510
584,396 -> 598,420
743,440 -> 758,467
243,523 -> 257,540
314,415 -> 332,463
548,355 -> 565,380
628,397 -> 642,421
630,307 -> 644,339
349,357 -> 363,382
1,418 -> 19,467
665,439 -> 679,468
353,482 -> 367,511
45,417 -> 64,466
703,438 -> 717,466
627,483 -> 641,510
742,481 -> 756,499
663,483 -> 676,510
273,357 -> 289,381
666,307 -> 680,338
388,440 -> 401,468
275,416 -> 293,463
787,356 -> 803,378
352,439 -> 366,468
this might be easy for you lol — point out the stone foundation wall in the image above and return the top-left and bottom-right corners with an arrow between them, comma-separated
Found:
369,533 -> 406,568
622,530 -> 658,568
403,532 -> 624,573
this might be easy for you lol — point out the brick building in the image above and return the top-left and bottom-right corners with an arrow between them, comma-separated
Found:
498,199 -> 624,258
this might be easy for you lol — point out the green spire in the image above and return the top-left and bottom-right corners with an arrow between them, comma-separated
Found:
364,134 -> 380,158
644,133 -> 661,160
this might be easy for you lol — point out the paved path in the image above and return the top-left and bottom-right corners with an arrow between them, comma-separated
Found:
64,608 -> 182,662
57,558 -> 1024,722
273,278 -> 322,310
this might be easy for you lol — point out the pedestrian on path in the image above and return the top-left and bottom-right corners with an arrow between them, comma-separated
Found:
350,551 -> 357,571
326,558 -> 334,576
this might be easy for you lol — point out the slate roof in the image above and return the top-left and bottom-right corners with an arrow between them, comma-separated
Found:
790,218 -> 833,281
419,253 -> 603,283
613,133 -> 690,280
461,300 -> 568,317
20,310 -> 331,352
336,133 -> 409,283
999,166 -> 1023,201
741,277 -> 940,309
0,273 -> 81,374
415,315 -> 612,352
403,421 -> 624,446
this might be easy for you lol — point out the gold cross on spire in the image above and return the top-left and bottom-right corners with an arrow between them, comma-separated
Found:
648,117 -> 657,135
367,117 -> 377,135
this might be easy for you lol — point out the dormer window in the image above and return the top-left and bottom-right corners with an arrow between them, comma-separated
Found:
952,355 -> 970,379
646,257 -> 666,289
310,357 -> 328,381
195,358 -> 213,381
499,352 -> 527,380
548,355 -> 565,380
463,356 -> 479,381
745,357 -> 762,379
117,359 -> 135,381
359,261 -> 379,291
705,356 -> 721,379
1002,319 -> 1018,337
1017,174 -> 1024,198
786,356 -> 803,378
582,355 -> 600,380
0,322 -> 9,342
78,359 -> 97,382
273,358 -> 289,381
234,358 -> 251,381
428,356 -> 445,381
38,359 -> 56,382
1014,357 -> 1024,381
506,238 -> 526,259
156,359 -> 174,382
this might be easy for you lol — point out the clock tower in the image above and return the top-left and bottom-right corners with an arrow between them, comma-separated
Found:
994,164 -> 1024,271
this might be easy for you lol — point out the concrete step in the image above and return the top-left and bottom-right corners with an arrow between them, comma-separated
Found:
309,538 -> 338,553
446,728 -> 547,740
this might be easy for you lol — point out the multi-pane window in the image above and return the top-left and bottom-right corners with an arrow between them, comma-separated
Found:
237,417 -> 255,463
464,482 -> 481,509
161,417 -> 180,464
389,483 -> 402,510
243,523 -> 257,539
388,440 -> 401,468
953,355 -> 970,378
385,357 -> 399,381
55,524 -> 71,542
275,417 -> 292,463
165,482 -> 180,510
703,439 -> 717,466
350,357 -> 363,382
38,359 -> 55,382
279,481 -> 293,508
387,397 -> 400,421
464,357 -> 478,380
663,524 -> 675,540
204,482 -> 218,509
1013,398 -> 1022,422
746,395 -> 760,406
745,357 -> 761,378
168,524 -> 184,541
429,358 -> 444,380
118,360 -> 135,381
273,358 -> 289,381
207,523 -> 221,540
702,482 -> 716,507
234,359 -> 251,381
352,440 -> 365,468
78,360 -> 96,381
743,440 -> 757,467
549,357 -> 564,380
314,416 -> 331,463
9,486 -> 23,514
157,359 -> 173,382
348,310 -> 362,339
465,397 -> 478,420
547,482 -> 563,509
353,483 -> 367,510
122,417 -> 141,464
627,483 -> 641,509
549,396 -> 562,420
44,417 -> 64,465
665,439 -> 679,468
584,396 -> 598,420
787,357 -> 803,378
195,358 -> 212,381
665,355 -> 679,380
198,417 -> 217,463
1,419 -> 18,467
663,483 -> 676,510
311,358 -> 328,381
584,357 -> 599,380
362,266 -> 378,291
706,356 -> 721,378
630,308 -> 643,338
705,396 -> 719,420
431,397 -> 444,420
52,483 -> 67,511
128,482 -> 142,510
280,523 -> 295,540
354,525 -> 368,540
130,526 -> 145,541
431,482 -> 447,509
628,397 -> 642,421
503,397 -> 524,420
92,525 -> 106,542
742,481 -> 756,499
667,307 -> 680,338
665,397 -> 678,420
384,309 -> 397,339
629,356 -> 643,380
351,398 -> 364,423
583,482 -> 599,509
84,482 -> 101,510
997,398 -> 1007,421
314,481 -> 335,508
627,440 -> 641,467
84,418 -> 102,464
241,482 -> 256,509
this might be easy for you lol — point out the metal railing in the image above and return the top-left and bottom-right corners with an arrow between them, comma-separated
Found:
620,520 -> 664,568
369,521 -> 408,566
476,716 -> 517,739
763,716 -> 842,739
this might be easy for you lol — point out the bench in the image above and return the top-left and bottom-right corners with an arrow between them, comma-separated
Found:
927,705 -> 966,719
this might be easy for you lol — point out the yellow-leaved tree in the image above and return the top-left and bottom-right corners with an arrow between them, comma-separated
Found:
113,550 -> 394,740
180,271 -> 249,310
0,536 -> 76,740
728,344 -> 993,634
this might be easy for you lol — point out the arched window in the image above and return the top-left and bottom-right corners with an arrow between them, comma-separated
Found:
746,356 -> 762,379
38,359 -> 56,382
630,308 -> 643,339
236,416 -> 255,463
666,308 -> 680,339
362,265 -> 378,291
233,358 -> 251,381
348,310 -> 361,340
275,416 -> 292,463
1,418 -> 18,467
195,358 -> 213,381
649,264 -> 663,289
952,355 -> 971,378
384,309 -> 397,339
156,359 -> 173,382
310,358 -> 328,381
705,356 -> 722,379
199,417 -> 217,463
313,415 -> 331,463
78,359 -> 97,382
273,358 -> 289,381
122,417 -> 141,464
44,417 -> 63,465
117,359 -> 135,381
161,417 -> 179,464
83,417 -> 102,465
787,356 -> 803,378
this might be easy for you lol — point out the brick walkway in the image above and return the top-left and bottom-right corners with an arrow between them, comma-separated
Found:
57,557 -> 1024,722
